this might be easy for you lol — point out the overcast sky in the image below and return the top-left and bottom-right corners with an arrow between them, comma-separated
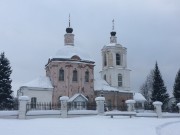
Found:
0,0 -> 180,96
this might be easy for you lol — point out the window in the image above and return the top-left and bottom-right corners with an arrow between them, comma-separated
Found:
59,68 -> 64,81
74,102 -> 77,108
72,102 -> 86,110
104,53 -> 107,66
116,53 -> 121,65
104,75 -> 106,81
72,69 -> 78,82
118,74 -> 122,87
31,97 -> 37,109
85,70 -> 89,82
82,102 -> 86,109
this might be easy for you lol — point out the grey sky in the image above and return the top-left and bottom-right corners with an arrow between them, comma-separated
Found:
0,0 -> 180,96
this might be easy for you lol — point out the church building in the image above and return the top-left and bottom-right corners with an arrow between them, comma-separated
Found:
17,19 -> 141,110
45,21 -> 95,104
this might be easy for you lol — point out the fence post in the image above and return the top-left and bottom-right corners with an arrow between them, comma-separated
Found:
60,96 -> 69,118
177,103 -> 180,113
18,96 -> 29,119
153,101 -> 162,118
125,100 -> 136,112
95,97 -> 105,115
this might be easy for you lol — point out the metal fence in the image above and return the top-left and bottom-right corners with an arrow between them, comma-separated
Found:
0,103 -> 19,110
163,104 -> 179,113
26,102 -> 61,111
67,102 -> 97,111
105,105 -> 127,111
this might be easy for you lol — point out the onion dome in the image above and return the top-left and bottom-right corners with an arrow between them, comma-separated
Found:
110,31 -> 116,36
66,27 -> 73,33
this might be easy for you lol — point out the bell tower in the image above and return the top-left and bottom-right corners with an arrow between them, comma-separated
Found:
100,20 -> 131,91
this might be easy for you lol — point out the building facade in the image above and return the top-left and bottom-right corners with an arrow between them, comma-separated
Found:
45,24 -> 95,104
17,76 -> 53,103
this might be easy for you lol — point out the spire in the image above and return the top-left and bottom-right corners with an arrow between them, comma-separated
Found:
112,19 -> 114,31
69,14 -> 71,27
110,19 -> 117,43
110,19 -> 116,36
64,14 -> 74,46
66,14 -> 73,33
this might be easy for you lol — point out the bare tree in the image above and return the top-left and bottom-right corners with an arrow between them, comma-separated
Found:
140,70 -> 154,104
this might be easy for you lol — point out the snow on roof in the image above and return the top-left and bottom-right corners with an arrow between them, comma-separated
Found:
105,43 -> 122,47
68,94 -> 88,102
94,78 -> 119,92
51,46 -> 94,61
22,76 -> 53,89
94,78 -> 132,93
133,93 -> 146,102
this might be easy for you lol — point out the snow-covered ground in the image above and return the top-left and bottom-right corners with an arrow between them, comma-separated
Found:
0,116 -> 179,135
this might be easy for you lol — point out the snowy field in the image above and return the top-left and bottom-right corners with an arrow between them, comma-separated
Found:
0,116 -> 180,135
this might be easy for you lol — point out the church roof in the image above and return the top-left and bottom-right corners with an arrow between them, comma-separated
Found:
94,78 -> 119,92
51,46 -> 94,62
21,76 -> 53,89
68,93 -> 88,102
94,76 -> 132,93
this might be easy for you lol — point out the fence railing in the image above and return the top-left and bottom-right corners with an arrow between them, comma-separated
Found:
67,102 -> 97,111
105,105 -> 127,111
0,103 -> 19,111
26,102 -> 61,111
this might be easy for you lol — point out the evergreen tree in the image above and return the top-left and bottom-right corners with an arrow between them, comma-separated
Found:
0,52 -> 13,109
173,69 -> 180,103
151,62 -> 169,107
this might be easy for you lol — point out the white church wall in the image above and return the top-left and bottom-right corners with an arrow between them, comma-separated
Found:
20,87 -> 52,103
101,66 -> 131,90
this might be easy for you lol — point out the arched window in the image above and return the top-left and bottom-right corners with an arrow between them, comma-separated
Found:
59,68 -> 64,81
104,53 -> 107,66
118,74 -> 122,87
31,97 -> 37,109
116,53 -> 121,65
104,75 -> 106,81
72,69 -> 78,82
85,70 -> 89,82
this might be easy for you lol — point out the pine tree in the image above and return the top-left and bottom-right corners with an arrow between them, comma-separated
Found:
0,52 -> 13,110
173,69 -> 180,103
151,62 -> 169,107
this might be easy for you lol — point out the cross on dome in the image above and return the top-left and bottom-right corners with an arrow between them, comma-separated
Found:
112,19 -> 115,31
66,14 -> 73,33
69,14 -> 71,27
110,19 -> 116,36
